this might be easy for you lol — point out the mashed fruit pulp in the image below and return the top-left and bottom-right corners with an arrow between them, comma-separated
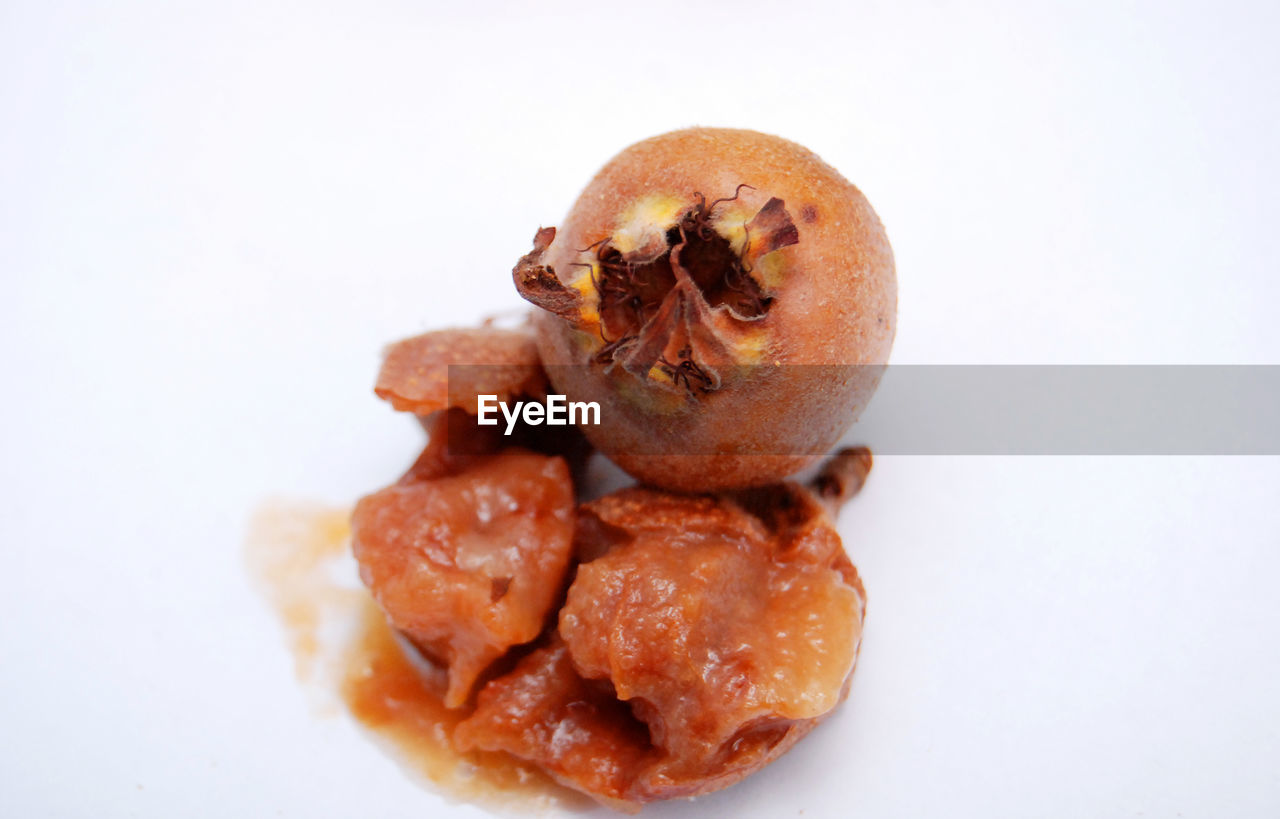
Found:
339,327 -> 872,810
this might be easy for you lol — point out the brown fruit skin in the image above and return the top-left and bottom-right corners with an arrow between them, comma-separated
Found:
533,127 -> 896,492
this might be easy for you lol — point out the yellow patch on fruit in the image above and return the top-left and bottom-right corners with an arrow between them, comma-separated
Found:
565,262 -> 596,293
709,206 -> 753,255
732,325 -> 770,364
609,194 -> 686,257
752,252 -> 788,291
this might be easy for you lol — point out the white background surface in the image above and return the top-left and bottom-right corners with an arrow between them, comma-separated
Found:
3,1 -> 1279,816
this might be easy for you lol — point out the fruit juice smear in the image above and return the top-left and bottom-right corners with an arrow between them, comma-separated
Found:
245,501 -> 585,813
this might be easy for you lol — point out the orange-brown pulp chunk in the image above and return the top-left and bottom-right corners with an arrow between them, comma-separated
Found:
558,486 -> 865,801
351,444 -> 575,708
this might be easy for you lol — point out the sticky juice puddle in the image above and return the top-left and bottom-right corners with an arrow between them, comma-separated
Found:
245,500 -> 588,814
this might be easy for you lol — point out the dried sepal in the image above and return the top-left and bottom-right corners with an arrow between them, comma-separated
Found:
512,226 -> 583,321
744,196 -> 800,260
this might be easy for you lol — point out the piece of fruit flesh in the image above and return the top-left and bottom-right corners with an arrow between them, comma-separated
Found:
351,446 -> 576,708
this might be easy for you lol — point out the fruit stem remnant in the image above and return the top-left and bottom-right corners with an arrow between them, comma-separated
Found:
811,447 -> 874,516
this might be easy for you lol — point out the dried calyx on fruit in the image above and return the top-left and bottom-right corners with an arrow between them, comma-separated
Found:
514,128 -> 896,492
516,185 -> 798,395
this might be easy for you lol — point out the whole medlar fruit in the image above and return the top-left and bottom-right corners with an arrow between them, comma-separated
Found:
515,127 -> 895,491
